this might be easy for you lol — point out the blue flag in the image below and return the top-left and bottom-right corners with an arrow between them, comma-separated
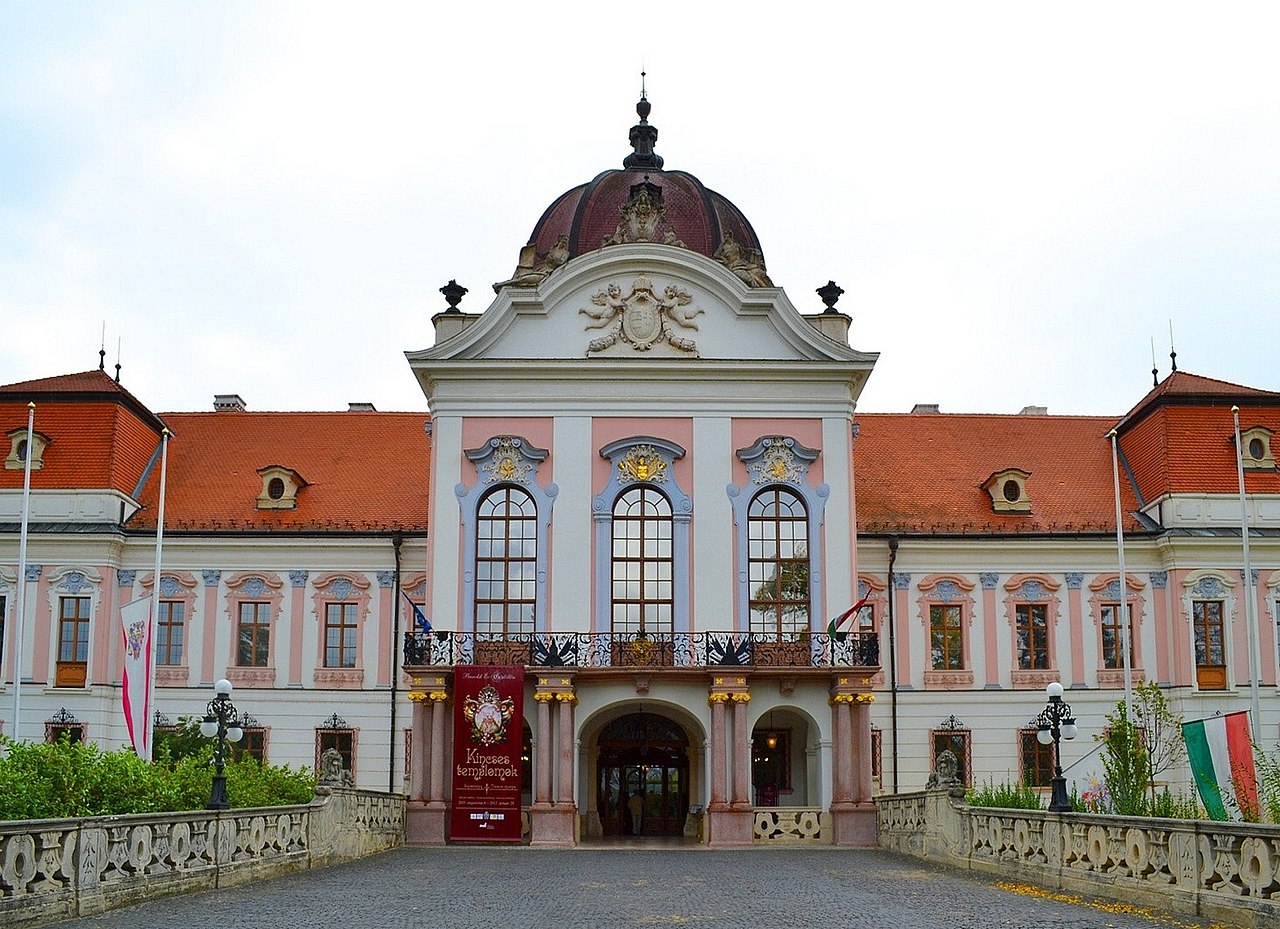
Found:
401,591 -> 432,633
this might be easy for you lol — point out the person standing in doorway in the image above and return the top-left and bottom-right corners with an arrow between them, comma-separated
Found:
627,788 -> 644,835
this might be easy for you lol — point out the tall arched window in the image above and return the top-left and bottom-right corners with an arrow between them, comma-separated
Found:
476,486 -> 537,637
611,486 -> 673,636
747,488 -> 810,636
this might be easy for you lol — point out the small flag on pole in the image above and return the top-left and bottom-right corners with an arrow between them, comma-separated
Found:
1182,711 -> 1259,821
827,596 -> 871,642
402,591 -> 432,633
120,597 -> 153,760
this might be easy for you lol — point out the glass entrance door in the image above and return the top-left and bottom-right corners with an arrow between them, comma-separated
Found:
596,712 -> 690,837
598,761 -> 687,836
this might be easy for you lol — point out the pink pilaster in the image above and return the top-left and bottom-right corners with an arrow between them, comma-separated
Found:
853,700 -> 873,803
534,694 -> 553,804
287,574 -> 306,687
709,695 -> 728,808
894,580 -> 912,686
530,677 -> 576,846
1067,581 -> 1085,687
982,583 -> 999,687
1152,576 -> 1171,684
1168,569 -> 1191,687
31,570 -> 51,683
200,572 -> 219,684
405,672 -> 450,846
408,696 -> 428,801
92,569 -> 118,686
832,697 -> 853,802
1259,571 -> 1277,685
730,695 -> 750,809
375,583 -> 392,687
555,696 -> 575,806
829,676 -> 876,846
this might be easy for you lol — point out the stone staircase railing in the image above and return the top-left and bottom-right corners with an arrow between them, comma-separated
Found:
876,789 -> 1280,929
0,787 -> 404,929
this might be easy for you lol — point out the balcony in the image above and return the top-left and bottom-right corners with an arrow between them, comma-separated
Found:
402,630 -> 878,670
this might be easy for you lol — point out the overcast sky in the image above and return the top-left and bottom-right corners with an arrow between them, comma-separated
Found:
2,3 -> 1277,417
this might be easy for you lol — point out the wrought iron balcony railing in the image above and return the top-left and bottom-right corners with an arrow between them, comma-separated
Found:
402,630 -> 878,670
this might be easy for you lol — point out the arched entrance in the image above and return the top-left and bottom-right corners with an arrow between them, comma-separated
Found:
596,712 -> 690,837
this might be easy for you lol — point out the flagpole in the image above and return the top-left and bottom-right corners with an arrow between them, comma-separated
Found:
10,402 -> 35,743
143,429 -> 170,762
1231,407 -> 1262,735
1109,429 -> 1133,711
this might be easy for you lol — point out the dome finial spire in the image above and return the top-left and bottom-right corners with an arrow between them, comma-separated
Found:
624,75 -> 663,170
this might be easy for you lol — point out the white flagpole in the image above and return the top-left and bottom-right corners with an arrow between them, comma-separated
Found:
143,429 -> 170,762
1231,407 -> 1262,735
1109,429 -> 1133,711
10,402 -> 35,743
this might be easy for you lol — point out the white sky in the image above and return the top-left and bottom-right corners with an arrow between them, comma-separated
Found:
2,2 -> 1277,416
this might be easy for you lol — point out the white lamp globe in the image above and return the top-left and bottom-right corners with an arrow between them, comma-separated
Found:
1062,719 -> 1079,740
226,724 -> 244,743
1046,682 -> 1064,698
215,678 -> 233,696
199,718 -> 217,738
1037,727 -> 1053,745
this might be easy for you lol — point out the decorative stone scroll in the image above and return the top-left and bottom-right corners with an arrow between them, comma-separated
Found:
579,275 -> 704,355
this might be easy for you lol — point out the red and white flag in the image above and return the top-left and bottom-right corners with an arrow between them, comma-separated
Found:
120,597 -> 153,759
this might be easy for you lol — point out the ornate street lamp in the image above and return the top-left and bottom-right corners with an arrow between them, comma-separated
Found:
200,678 -> 244,810
1036,681 -> 1078,813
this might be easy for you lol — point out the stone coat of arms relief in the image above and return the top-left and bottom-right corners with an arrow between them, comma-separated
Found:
579,274 -> 704,356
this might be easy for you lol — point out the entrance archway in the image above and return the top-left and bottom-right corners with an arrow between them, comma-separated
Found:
596,712 -> 690,837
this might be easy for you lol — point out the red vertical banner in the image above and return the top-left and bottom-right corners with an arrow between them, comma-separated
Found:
450,665 -> 525,842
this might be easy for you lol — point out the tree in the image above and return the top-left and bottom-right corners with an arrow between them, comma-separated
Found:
1131,680 -> 1186,806
1099,700 -> 1151,816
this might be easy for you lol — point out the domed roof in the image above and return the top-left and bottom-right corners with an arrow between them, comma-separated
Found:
496,94 -> 771,291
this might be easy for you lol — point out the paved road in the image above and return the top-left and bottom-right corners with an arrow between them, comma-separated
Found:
50,846 -> 1228,929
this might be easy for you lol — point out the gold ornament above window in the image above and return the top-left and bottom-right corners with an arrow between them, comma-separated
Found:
617,444 -> 669,484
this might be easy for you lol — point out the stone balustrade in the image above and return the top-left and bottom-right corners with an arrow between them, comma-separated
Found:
0,788 -> 404,929
753,807 -> 830,844
877,790 -> 1280,928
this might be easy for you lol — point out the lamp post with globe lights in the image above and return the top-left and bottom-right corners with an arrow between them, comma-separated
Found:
1036,681 -> 1078,813
200,678 -> 244,810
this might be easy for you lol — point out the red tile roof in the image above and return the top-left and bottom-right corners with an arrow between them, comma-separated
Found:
1,370 -> 165,496
854,413 -> 1144,534
129,411 -> 432,532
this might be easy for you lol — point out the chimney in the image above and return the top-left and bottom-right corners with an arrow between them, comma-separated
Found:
347,402 -> 377,412
910,403 -> 940,414
213,394 -> 247,412
1019,405 -> 1048,415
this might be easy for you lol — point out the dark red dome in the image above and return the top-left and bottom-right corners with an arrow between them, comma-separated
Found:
496,96 -> 771,291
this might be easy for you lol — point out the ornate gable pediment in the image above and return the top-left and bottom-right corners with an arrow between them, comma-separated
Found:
579,274 -> 704,356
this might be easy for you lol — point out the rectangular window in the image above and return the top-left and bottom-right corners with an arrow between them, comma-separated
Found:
1019,729 -> 1055,788
1192,599 -> 1227,691
237,727 -> 267,764
156,600 -> 185,666
236,602 -> 271,667
929,604 -> 964,670
930,729 -> 971,786
324,603 -> 358,668
1015,603 -> 1049,670
58,596 -> 91,663
316,728 -> 356,779
46,721 -> 84,744
871,726 -> 883,782
1100,603 -> 1136,670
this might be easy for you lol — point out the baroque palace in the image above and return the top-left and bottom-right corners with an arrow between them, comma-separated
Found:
2,95 -> 1278,846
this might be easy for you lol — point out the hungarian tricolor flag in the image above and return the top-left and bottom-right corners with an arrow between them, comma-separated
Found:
827,596 -> 870,642
1182,711 -> 1259,821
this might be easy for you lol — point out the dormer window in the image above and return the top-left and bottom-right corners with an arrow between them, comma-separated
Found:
5,428 -> 51,471
256,466 -> 306,510
983,468 -> 1031,513
1240,427 -> 1275,469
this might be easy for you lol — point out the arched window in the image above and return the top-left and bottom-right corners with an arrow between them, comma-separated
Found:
611,486 -> 673,636
476,486 -> 537,637
748,488 -> 810,636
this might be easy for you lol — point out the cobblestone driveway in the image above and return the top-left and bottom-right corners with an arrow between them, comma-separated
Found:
50,846 -> 1232,929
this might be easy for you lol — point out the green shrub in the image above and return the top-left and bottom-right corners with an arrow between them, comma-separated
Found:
1146,787 -> 1202,820
0,736 -> 315,822
1257,746 -> 1280,824
966,778 -> 1044,810
1099,701 -> 1151,816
